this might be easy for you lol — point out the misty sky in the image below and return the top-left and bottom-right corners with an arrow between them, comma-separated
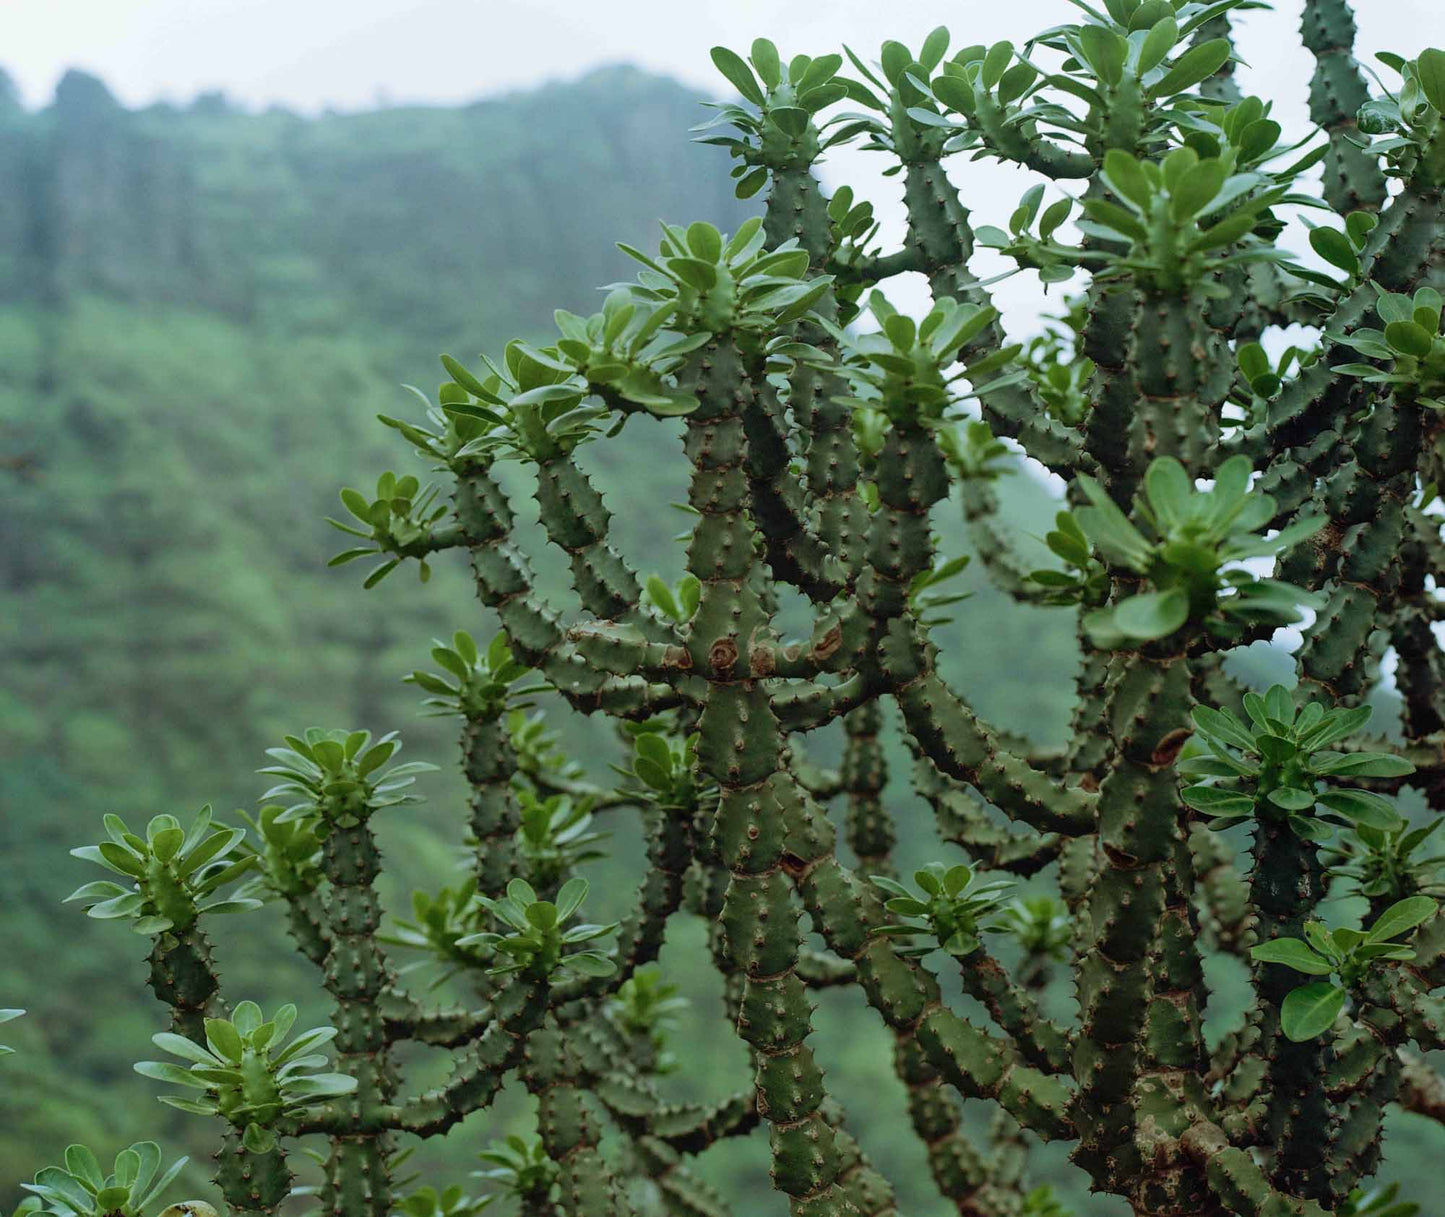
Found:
2,0 -> 1430,117
1,1 -> 1432,331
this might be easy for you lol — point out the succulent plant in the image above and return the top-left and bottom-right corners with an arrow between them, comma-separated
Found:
19,1143 -> 192,1217
1326,817 -> 1445,904
472,1136 -> 556,1205
458,878 -> 616,979
27,9 -> 1445,1217
1179,685 -> 1414,837
872,862 -> 1013,957
66,808 -> 259,935
1251,896 -> 1438,1040
1073,455 -> 1324,644
135,1002 -> 355,1152
258,728 -> 436,827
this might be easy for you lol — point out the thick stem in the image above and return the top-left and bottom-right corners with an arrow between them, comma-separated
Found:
318,823 -> 398,1217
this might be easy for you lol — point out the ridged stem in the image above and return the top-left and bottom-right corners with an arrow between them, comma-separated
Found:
318,822 -> 397,1217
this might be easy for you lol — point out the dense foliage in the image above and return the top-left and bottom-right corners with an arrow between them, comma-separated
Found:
8,1 -> 1445,1216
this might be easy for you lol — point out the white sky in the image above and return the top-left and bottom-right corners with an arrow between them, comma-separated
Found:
0,0 -> 1435,327
1,0 -> 1432,116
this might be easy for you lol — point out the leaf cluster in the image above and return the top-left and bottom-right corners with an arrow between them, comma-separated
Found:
136,1001 -> 355,1151
1326,818 -> 1445,904
473,1136 -> 557,1202
1075,454 -> 1322,644
829,292 -> 1021,426
381,881 -> 490,985
20,1143 -> 188,1217
328,471 -> 449,588
1180,686 -> 1413,837
1250,897 -> 1437,1041
67,807 -> 259,935
259,728 -> 436,827
406,631 -> 547,721
872,862 -> 1012,958
1332,286 -> 1445,410
515,789 -> 609,890
457,877 -> 616,980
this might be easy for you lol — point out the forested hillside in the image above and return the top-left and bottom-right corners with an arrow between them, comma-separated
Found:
4,57 -> 1390,1215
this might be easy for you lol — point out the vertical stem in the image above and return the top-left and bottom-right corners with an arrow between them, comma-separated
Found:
146,926 -> 222,1042
682,335 -> 851,1215
318,823 -> 397,1217
1300,0 -> 1388,215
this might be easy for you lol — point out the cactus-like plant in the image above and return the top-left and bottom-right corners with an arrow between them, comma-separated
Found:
18,1143 -> 197,1217
10,8 -> 1445,1217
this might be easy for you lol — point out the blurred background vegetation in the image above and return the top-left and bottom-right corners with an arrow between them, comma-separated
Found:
0,60 -> 1438,1216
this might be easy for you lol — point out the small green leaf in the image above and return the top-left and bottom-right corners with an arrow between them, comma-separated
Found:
1384,319 -> 1435,358
1315,788 -> 1403,830
1280,982 -> 1346,1041
1250,938 -> 1333,975
710,47 -> 765,105
750,39 -> 782,89
1365,896 -> 1438,943
204,1019 -> 244,1064
1113,588 -> 1189,639
1309,227 -> 1357,275
1152,39 -> 1231,96
1416,48 -> 1445,111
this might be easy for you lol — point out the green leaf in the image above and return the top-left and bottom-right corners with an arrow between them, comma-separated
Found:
1101,150 -> 1153,212
1310,227 -> 1357,274
1191,706 -> 1257,753
1113,588 -> 1189,639
1365,896 -> 1438,943
1188,210 -> 1257,253
1250,938 -> 1333,975
1416,48 -> 1445,111
1315,788 -> 1403,830
1385,320 -> 1435,358
1311,752 -> 1414,778
1170,158 -> 1227,221
1266,787 -> 1317,812
1280,981 -> 1346,1041
232,1001 -> 263,1037
152,1033 -> 220,1066
1078,25 -> 1126,87
1144,458 -> 1192,526
64,1145 -> 104,1190
920,26 -> 950,71
750,39 -> 781,89
564,951 -> 617,977
283,1073 -> 357,1099
556,877 -> 588,922
1296,704 -> 1372,750
710,47 -> 765,105
134,1060 -> 212,1089
770,107 -> 810,138
685,222 -> 722,263
1152,39 -> 1231,96
1180,785 -> 1255,815
969,41 -> 1008,91
667,257 -> 717,291
242,1124 -> 276,1154
204,1019 -> 244,1064
1138,16 -> 1178,75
